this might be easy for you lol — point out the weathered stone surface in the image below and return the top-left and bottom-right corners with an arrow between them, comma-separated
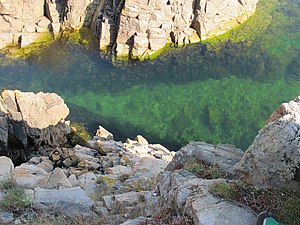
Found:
121,216 -> 147,225
0,0 -> 258,59
14,164 -> 48,188
235,96 -> 300,191
0,211 -> 14,224
33,186 -> 94,215
134,135 -> 148,145
95,125 -> 114,140
92,0 -> 259,59
0,90 -> 71,164
157,170 -> 256,225
113,191 -> 146,218
0,156 -> 14,181
39,167 -> 72,189
34,186 -> 93,206
167,142 -> 244,174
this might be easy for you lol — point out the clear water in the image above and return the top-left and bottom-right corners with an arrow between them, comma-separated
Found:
0,0 -> 299,150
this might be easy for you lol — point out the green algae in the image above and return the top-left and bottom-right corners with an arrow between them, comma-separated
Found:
2,32 -> 54,60
65,76 -> 300,150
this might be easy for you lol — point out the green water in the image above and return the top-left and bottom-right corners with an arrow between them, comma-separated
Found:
0,0 -> 299,150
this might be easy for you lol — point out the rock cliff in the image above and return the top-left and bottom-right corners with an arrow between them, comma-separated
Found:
235,96 -> 300,191
0,90 -> 71,164
0,0 -> 259,59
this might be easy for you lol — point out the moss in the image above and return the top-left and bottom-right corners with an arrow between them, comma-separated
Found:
61,28 -> 97,47
209,181 -> 238,200
4,32 -> 54,59
69,122 -> 91,146
97,176 -> 117,188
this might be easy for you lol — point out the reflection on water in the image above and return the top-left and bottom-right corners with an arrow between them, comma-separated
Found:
0,0 -> 299,150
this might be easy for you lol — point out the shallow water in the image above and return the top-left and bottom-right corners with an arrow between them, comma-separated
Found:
0,0 -> 299,150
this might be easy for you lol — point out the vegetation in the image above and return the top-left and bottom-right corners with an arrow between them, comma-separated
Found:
68,122 -> 92,146
27,210 -> 107,225
91,176 -> 114,201
139,208 -> 192,225
0,179 -> 31,212
182,159 -> 227,179
2,32 -> 54,59
209,181 -> 300,225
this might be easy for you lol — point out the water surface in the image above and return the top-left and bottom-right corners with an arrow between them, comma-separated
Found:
0,0 -> 299,150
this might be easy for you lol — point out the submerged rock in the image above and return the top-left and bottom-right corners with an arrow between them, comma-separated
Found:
235,96 -> 300,191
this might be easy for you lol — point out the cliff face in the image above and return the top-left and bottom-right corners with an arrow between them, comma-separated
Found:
0,0 -> 259,58
95,0 -> 259,59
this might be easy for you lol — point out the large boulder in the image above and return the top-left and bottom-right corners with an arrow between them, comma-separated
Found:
167,142 -> 244,175
0,90 -> 71,164
235,96 -> 300,191
0,156 -> 14,181
157,170 -> 256,225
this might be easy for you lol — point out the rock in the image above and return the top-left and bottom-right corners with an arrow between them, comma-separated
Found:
77,172 -> 98,195
0,156 -> 14,181
33,187 -> 94,214
113,191 -> 146,218
95,126 -> 114,140
134,135 -> 148,145
91,0 -> 259,59
0,90 -> 71,164
13,164 -> 48,188
39,167 -> 72,189
167,142 -> 244,175
157,170 -> 256,225
106,165 -> 131,176
0,211 -> 14,224
68,174 -> 79,187
37,158 -> 54,173
0,0 -> 259,60
235,96 -> 300,191
120,217 -> 147,225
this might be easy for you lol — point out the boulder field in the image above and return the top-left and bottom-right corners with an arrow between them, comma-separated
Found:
0,0 -> 259,58
0,90 -> 299,224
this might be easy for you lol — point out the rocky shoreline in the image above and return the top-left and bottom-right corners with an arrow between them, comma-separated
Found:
0,0 -> 259,59
0,90 -> 299,225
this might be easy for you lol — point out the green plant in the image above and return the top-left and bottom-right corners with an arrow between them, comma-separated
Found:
209,181 -> 238,200
68,122 -> 92,146
184,160 -> 227,179
0,187 -> 31,212
0,178 -> 17,190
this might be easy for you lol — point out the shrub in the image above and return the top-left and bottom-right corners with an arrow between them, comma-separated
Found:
0,187 -> 31,212
209,181 -> 238,200
184,159 -> 227,179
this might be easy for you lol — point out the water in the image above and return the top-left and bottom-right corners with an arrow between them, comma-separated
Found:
0,0 -> 299,150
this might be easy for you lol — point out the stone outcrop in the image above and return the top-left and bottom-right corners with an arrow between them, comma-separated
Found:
157,170 -> 257,225
91,0 -> 259,59
0,0 -> 96,48
167,141 -> 244,175
0,0 -> 259,59
0,90 -> 71,164
235,96 -> 300,191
